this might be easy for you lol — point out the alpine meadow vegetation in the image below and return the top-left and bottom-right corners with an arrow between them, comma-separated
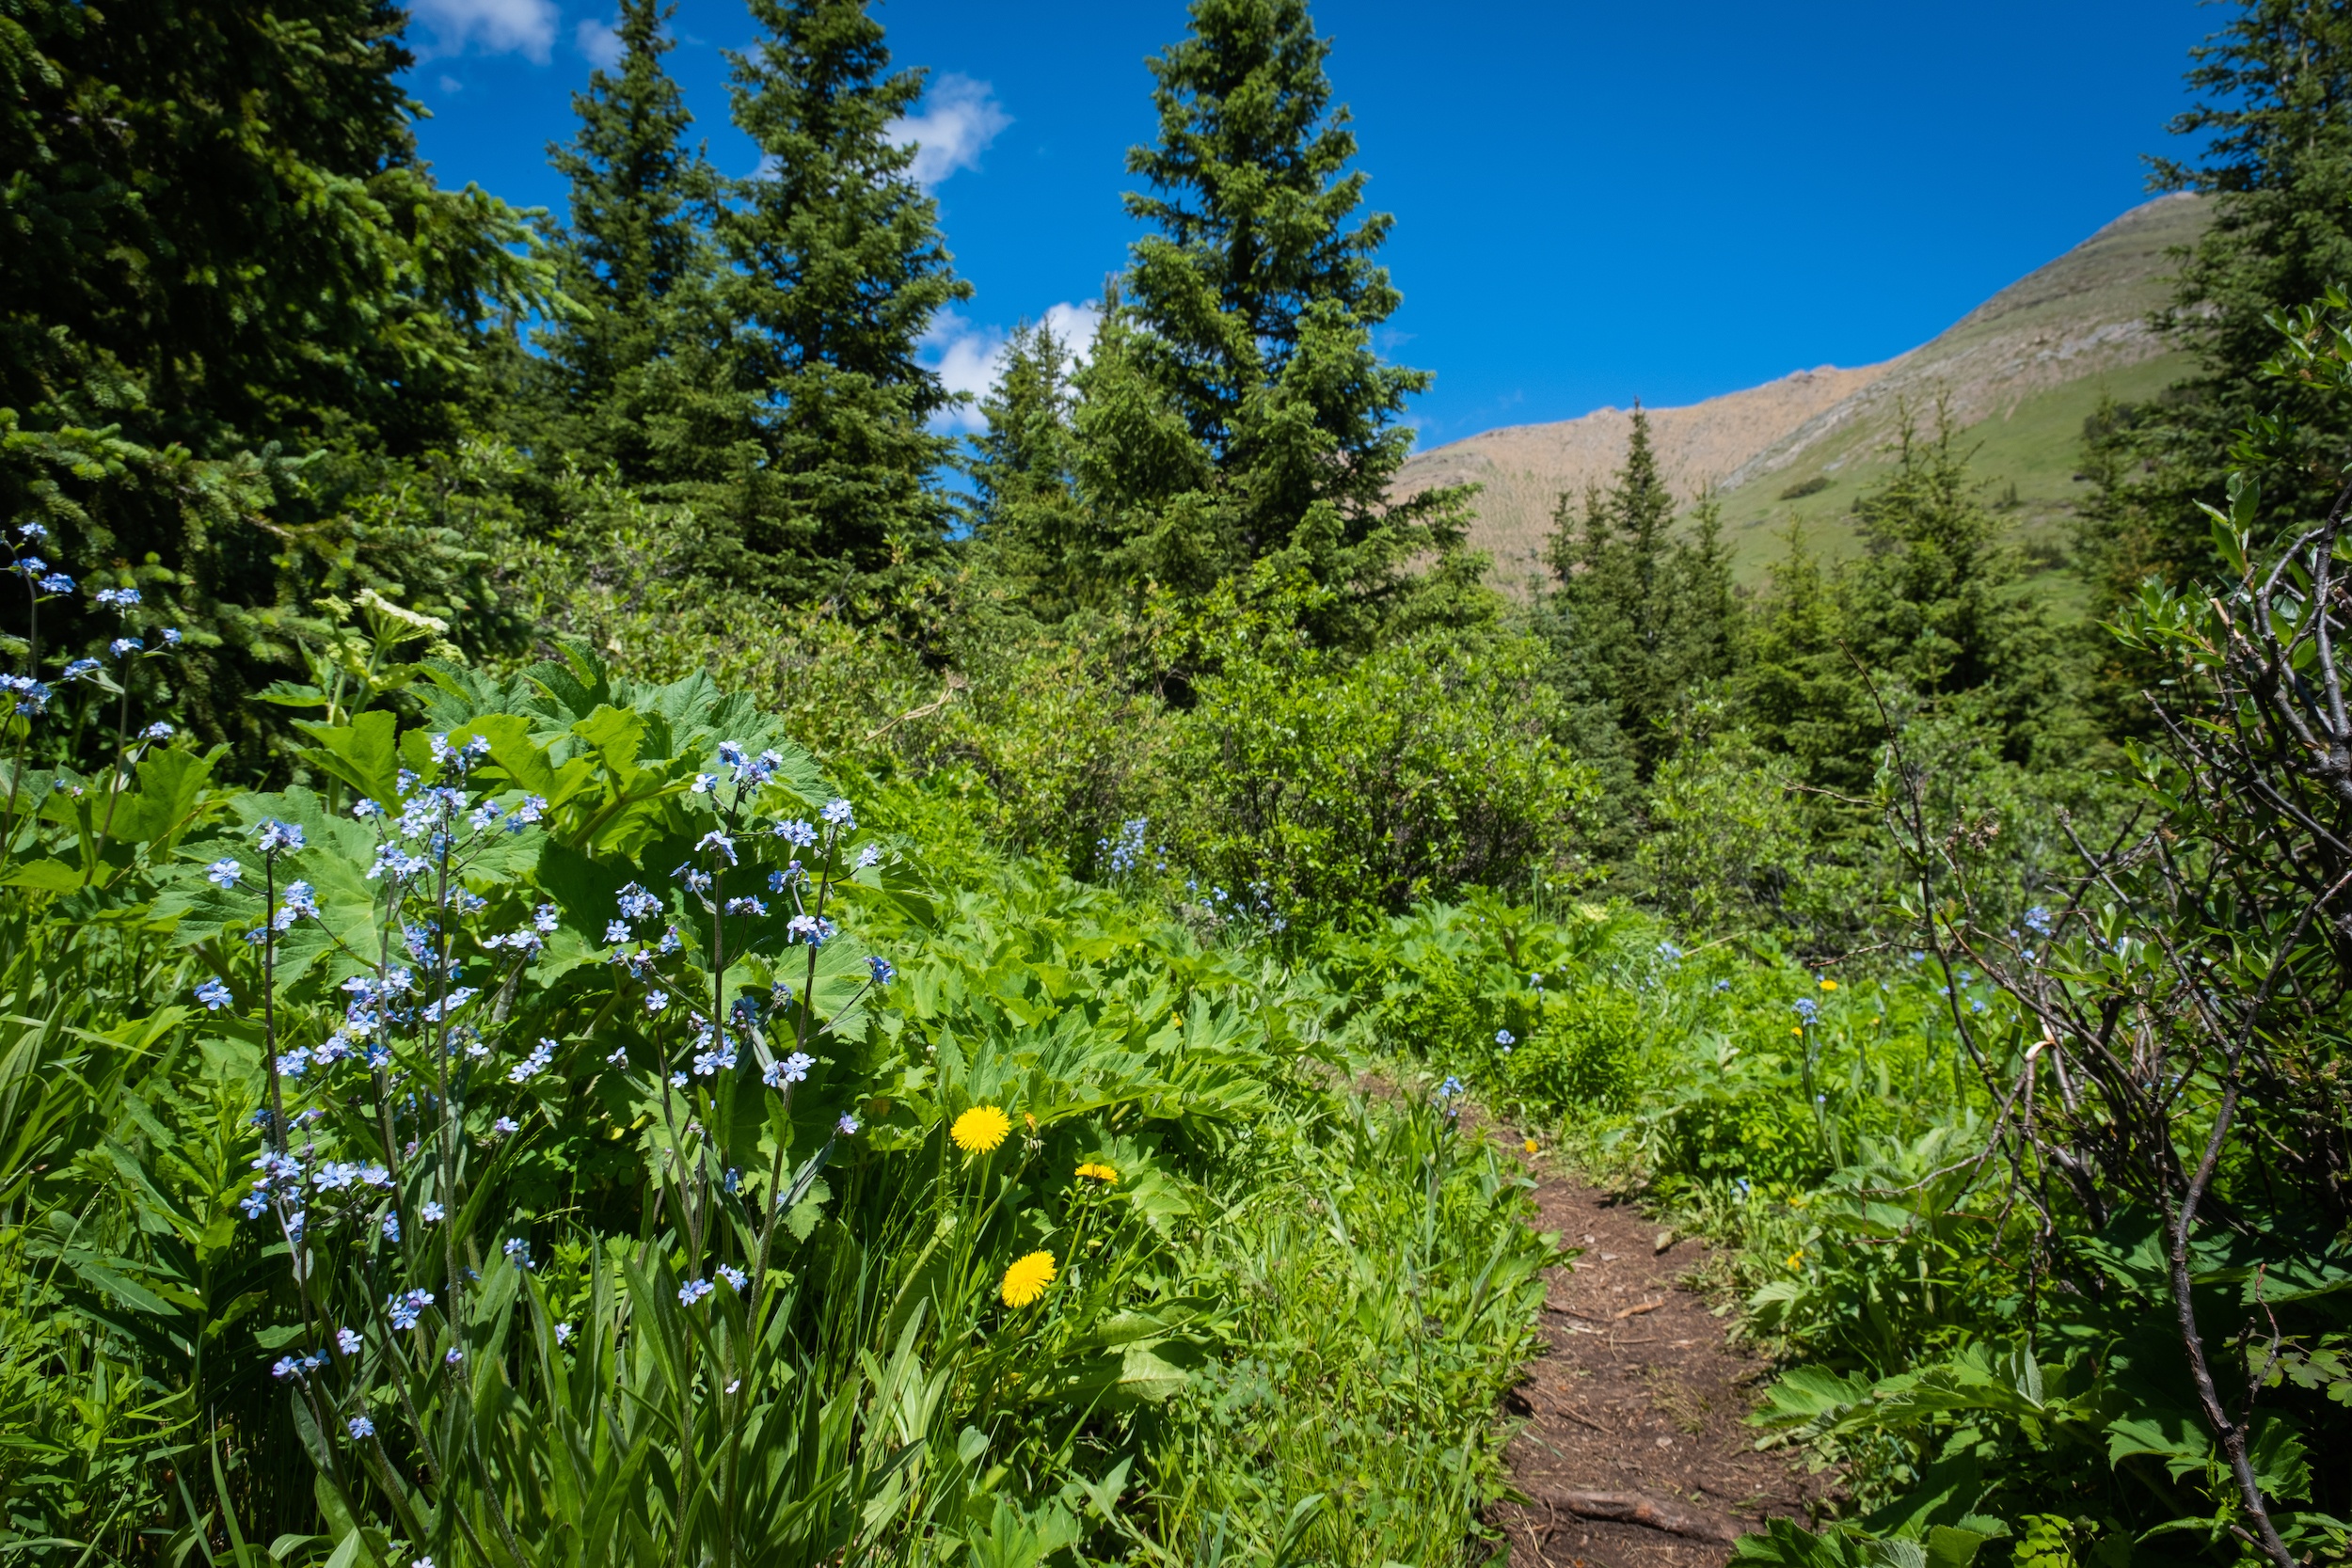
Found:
8,0 -> 2352,1564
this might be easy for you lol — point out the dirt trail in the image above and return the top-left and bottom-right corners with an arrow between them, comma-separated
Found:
1489,1140 -> 1836,1568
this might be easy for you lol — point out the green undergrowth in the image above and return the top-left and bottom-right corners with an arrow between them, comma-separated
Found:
1336,894 -> 2352,1568
0,655 -> 1548,1567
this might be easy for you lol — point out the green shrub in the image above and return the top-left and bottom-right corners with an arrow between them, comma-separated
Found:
1178,602 -> 1597,928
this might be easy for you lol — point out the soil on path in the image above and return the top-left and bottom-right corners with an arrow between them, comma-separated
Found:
1489,1141 -> 1837,1568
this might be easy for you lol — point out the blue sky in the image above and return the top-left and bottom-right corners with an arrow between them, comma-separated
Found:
406,0 -> 2216,451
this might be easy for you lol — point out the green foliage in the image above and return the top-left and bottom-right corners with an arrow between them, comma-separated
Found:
699,0 -> 971,596
1107,0 -> 1477,632
1133,1085 -> 1553,1563
0,0 -> 552,760
2079,0 -> 2352,602
534,0 -> 721,494
0,629 -> 1549,1563
970,320 -> 1104,626
1168,578 -> 1597,925
1544,408 -> 1743,777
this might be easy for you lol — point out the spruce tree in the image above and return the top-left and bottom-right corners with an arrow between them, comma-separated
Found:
971,319 -> 1110,622
711,0 -> 970,598
1067,304 -> 1232,597
2081,0 -> 2352,596
1111,0 -> 1470,626
1841,410 -> 2070,768
538,0 -> 716,487
1740,409 -> 2072,790
1545,408 -> 1740,775
0,0 -> 548,754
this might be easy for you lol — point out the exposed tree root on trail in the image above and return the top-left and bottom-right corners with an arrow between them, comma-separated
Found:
1486,1137 -> 1836,1568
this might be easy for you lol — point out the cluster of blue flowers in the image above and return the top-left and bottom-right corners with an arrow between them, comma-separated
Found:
385,1289 -> 436,1331
690,1017 -> 739,1078
199,731 -> 909,1450
2,673 -> 52,718
1098,816 -> 1167,877
507,1037 -> 557,1084
762,1050 -> 813,1089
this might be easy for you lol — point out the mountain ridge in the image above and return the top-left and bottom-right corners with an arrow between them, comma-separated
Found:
1400,192 -> 2210,587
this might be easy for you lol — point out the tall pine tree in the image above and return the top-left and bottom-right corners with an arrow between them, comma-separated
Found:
538,0 -> 716,488
2081,1 -> 2352,597
971,319 -> 1116,622
1545,407 -> 1740,776
1741,409 -> 2074,790
710,0 -> 969,598
1110,0 -> 1471,628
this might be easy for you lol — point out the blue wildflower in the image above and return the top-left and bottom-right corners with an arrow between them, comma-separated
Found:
254,820 -> 304,855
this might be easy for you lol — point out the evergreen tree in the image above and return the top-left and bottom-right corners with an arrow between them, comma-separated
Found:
0,0 -> 548,753
710,0 -> 970,598
2081,0 -> 2352,597
1846,410 -> 2070,765
971,319 -> 1114,623
1544,408 -> 1740,775
1740,522 -> 1857,785
538,0 -> 717,487
1742,409 -> 2073,790
1067,302 -> 1231,599
1109,0 -> 1472,626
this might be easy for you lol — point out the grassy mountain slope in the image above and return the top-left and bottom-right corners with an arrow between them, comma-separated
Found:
1401,193 -> 2210,602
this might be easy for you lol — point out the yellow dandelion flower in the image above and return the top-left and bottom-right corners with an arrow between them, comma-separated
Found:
1522,1138 -> 1540,1155
1074,1162 -> 1120,1184
1790,1026 -> 1804,1037
999,1250 -> 1057,1307
1820,978 -> 1837,990
1785,1250 -> 1804,1269
950,1105 -> 1011,1153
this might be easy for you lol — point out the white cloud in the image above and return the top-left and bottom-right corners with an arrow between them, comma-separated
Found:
407,0 -> 558,62
576,18 -> 624,71
1041,302 -> 1104,359
921,303 -> 1104,435
438,74 -> 464,94
921,313 -> 1002,435
886,74 -> 1010,191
